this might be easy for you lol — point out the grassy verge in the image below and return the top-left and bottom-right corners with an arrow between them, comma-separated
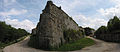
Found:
53,37 -> 95,51
0,35 -> 28,49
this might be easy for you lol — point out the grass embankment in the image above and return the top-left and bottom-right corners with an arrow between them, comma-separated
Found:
53,37 -> 95,51
0,35 -> 28,49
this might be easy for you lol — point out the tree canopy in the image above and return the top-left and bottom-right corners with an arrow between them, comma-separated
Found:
0,21 -> 29,44
107,16 -> 120,33
95,16 -> 120,34
84,27 -> 95,36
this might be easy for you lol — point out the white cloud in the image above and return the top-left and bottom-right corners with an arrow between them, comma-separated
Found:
5,18 -> 35,32
52,0 -> 109,29
0,8 -> 27,18
1,0 -> 117,31
98,0 -> 120,19
73,14 -> 107,29
97,8 -> 114,19
97,7 -> 120,19
54,0 -> 98,15
110,0 -> 120,5
3,0 -> 16,6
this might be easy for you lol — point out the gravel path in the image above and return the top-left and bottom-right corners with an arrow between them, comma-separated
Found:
3,36 -> 120,52
73,37 -> 120,52
3,36 -> 47,52
0,49 -> 3,52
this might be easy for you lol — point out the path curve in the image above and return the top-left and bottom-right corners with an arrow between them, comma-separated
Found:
74,37 -> 120,52
3,36 -> 120,52
3,36 -> 46,52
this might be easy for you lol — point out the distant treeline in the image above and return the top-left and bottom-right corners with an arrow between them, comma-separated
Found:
0,21 -> 29,47
84,27 -> 95,36
95,16 -> 120,42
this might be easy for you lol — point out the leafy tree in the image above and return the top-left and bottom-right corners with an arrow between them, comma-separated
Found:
96,16 -> 120,34
84,27 -> 95,36
0,21 -> 29,44
95,16 -> 120,42
95,26 -> 107,34
107,16 -> 120,33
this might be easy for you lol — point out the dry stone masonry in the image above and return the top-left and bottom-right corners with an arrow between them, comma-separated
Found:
28,1 -> 84,50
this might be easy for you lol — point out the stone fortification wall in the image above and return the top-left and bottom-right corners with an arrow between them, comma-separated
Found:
28,1 -> 84,49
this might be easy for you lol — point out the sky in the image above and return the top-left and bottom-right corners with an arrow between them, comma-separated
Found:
0,0 -> 120,32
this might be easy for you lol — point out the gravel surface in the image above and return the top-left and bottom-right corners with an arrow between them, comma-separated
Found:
0,49 -> 3,52
73,37 -> 120,52
3,36 -> 120,52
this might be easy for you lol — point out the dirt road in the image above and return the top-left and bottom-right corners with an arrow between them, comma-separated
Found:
3,36 -> 120,52
74,37 -> 120,52
3,36 -> 46,52
0,49 -> 3,52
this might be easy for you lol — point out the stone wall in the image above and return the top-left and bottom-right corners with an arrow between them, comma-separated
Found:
28,1 -> 84,49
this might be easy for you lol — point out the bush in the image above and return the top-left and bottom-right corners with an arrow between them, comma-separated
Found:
28,35 -> 40,49
63,29 -> 84,43
0,42 -> 6,48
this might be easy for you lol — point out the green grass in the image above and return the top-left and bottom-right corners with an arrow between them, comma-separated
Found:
53,38 -> 95,51
0,42 -> 6,49
0,35 -> 28,49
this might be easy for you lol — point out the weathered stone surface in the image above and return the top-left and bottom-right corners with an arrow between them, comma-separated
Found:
28,1 -> 84,49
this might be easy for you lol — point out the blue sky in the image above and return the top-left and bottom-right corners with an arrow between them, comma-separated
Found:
0,0 -> 120,32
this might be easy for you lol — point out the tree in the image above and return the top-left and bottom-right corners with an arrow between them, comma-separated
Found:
95,26 -> 107,34
107,16 -> 120,33
84,27 -> 95,36
0,21 -> 29,44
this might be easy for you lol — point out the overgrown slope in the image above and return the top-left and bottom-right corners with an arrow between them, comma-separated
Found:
0,21 -> 29,48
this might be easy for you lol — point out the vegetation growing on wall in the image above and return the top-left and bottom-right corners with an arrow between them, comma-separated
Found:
28,29 -> 85,50
28,35 -> 40,49
63,29 -> 85,43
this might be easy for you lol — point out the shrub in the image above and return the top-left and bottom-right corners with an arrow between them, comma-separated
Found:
63,29 -> 84,43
